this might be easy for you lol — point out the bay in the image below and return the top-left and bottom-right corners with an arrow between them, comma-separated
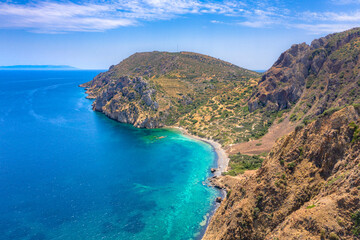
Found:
0,70 -> 220,240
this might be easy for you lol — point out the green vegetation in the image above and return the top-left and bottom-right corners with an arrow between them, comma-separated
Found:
349,121 -> 360,142
320,107 -> 342,117
329,232 -> 340,240
226,190 -> 232,198
306,204 -> 316,209
275,173 -> 287,188
326,174 -> 344,187
351,211 -> 360,236
224,153 -> 264,176
287,162 -> 296,171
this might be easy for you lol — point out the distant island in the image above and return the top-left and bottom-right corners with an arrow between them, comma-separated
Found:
0,65 -> 78,70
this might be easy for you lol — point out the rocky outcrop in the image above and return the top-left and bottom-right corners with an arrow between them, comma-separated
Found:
204,105 -> 360,239
248,43 -> 311,112
90,76 -> 162,128
249,27 -> 360,114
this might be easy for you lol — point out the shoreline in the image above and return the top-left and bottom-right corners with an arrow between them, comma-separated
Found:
168,126 -> 229,176
168,126 -> 229,240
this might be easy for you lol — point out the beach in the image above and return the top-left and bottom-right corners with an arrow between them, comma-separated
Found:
169,127 -> 229,176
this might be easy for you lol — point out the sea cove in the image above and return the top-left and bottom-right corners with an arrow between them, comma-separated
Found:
0,70 -> 220,240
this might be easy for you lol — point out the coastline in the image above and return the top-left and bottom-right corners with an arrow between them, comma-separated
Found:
168,126 -> 229,176
168,126 -> 229,240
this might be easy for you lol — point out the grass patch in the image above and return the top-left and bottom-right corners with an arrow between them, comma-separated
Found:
326,174 -> 344,187
349,121 -> 360,143
290,113 -> 297,122
306,204 -> 316,209
224,153 -> 263,176
352,211 -> 360,236
320,107 -> 342,117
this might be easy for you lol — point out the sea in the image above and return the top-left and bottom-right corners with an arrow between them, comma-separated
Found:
0,70 -> 220,240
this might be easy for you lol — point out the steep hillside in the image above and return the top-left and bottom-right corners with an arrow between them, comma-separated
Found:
204,105 -> 360,240
227,27 -> 360,155
204,27 -> 360,240
249,28 -> 360,121
81,51 -> 264,144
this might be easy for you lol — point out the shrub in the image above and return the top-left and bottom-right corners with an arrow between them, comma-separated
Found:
329,232 -> 339,240
287,162 -> 296,171
295,124 -> 304,132
349,122 -> 360,142
306,204 -> 316,209
227,190 -> 232,198
320,107 -> 342,117
253,207 -> 260,218
339,72 -> 345,79
290,113 -> 297,122
352,211 -> 360,236
279,159 -> 285,166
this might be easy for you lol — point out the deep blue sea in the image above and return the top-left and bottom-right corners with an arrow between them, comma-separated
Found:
0,70 -> 220,240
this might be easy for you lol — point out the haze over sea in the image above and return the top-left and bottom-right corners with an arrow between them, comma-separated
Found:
0,70 -> 220,240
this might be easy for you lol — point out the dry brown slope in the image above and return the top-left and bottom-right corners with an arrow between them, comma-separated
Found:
227,27 -> 360,156
226,112 -> 295,155
204,105 -> 360,240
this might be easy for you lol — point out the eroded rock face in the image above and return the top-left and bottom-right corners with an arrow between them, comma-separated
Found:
90,76 -> 162,128
248,27 -> 360,113
203,106 -> 360,240
248,43 -> 311,112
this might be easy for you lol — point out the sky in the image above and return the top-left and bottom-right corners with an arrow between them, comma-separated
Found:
1,0 -> 360,70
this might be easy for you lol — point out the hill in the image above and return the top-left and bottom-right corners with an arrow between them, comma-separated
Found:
81,51 -> 263,145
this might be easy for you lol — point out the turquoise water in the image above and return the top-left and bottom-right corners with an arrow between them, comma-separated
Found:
0,71 -> 220,240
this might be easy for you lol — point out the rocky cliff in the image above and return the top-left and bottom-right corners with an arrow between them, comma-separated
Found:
248,28 -> 360,121
91,76 -> 161,128
204,105 -> 360,240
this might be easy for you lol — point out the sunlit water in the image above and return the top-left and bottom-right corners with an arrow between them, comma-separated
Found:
0,70 -> 220,240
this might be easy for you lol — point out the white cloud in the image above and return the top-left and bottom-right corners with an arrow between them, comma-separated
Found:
294,23 -> 360,34
0,0 -> 251,33
0,0 -> 360,34
0,2 -> 134,33
239,21 -> 272,28
300,10 -> 360,22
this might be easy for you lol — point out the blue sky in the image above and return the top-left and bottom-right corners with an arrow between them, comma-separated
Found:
1,0 -> 360,69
